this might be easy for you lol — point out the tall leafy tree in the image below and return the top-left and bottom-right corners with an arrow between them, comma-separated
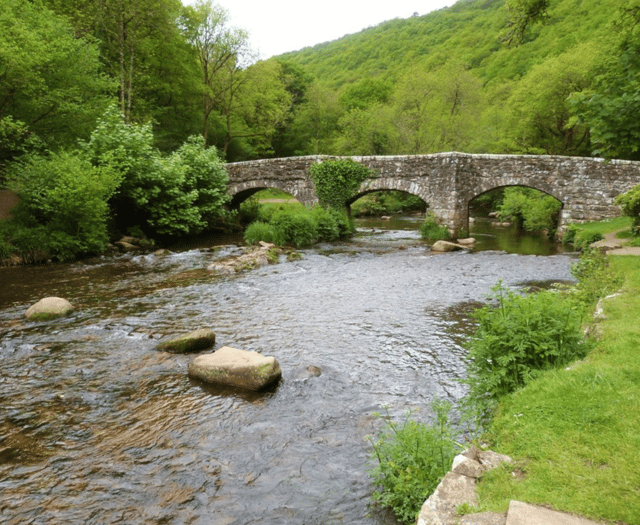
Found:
0,0 -> 113,155
570,1 -> 640,159
502,44 -> 596,155
180,0 -> 250,147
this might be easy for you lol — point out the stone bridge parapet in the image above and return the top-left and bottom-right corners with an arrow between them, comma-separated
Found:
226,153 -> 640,234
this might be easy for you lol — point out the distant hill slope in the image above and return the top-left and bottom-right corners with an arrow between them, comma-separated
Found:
278,0 -> 616,90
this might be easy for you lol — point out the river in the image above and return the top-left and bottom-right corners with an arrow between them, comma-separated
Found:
0,218 -> 575,525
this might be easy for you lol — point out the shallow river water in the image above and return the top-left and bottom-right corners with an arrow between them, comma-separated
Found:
0,219 -> 576,525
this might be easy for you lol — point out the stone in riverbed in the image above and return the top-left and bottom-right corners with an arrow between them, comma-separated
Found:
431,240 -> 466,252
25,297 -> 73,321
156,328 -> 216,353
188,346 -> 281,391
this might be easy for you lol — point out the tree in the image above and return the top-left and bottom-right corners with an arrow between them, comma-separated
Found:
502,0 -> 551,46
569,1 -> 640,160
287,84 -> 343,155
389,64 -> 484,154
502,44 -> 597,155
180,0 -> 250,147
0,0 -> 113,152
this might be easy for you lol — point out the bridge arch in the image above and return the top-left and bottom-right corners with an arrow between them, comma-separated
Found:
228,183 -> 309,210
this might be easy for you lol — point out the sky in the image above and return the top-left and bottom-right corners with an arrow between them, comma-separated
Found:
191,0 -> 454,59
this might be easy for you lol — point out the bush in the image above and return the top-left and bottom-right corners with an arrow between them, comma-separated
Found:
462,281 -> 588,424
6,150 -> 120,261
244,221 -> 275,245
309,158 -> 374,208
310,206 -> 340,241
615,183 -> 640,230
85,106 -> 229,239
271,209 -> 318,248
419,211 -> 450,240
368,401 -> 458,524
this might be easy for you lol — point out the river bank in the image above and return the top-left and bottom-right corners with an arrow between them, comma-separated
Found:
471,251 -> 640,524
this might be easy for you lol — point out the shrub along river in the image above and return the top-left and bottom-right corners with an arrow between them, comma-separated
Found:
0,217 -> 575,525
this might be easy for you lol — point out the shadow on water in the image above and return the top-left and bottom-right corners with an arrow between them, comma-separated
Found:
0,215 -> 577,524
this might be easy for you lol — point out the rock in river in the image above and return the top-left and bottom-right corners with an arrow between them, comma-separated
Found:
156,328 -> 216,353
188,347 -> 282,391
431,240 -> 467,252
25,297 -> 73,321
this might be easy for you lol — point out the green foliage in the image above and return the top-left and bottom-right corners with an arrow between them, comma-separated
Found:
269,209 -> 318,248
309,206 -> 340,241
462,281 -> 588,424
0,0 -> 113,150
351,191 -> 426,217
85,106 -> 229,238
243,221 -> 275,245
502,0 -> 550,46
497,187 -> 561,235
309,159 -> 374,209
615,182 -> 640,229
5,150 -> 121,261
419,211 -> 450,240
244,206 -> 352,248
569,2 -> 640,160
569,248 -> 623,308
368,401 -> 458,524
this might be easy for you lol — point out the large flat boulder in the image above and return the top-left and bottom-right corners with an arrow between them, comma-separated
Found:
156,329 -> 216,353
188,346 -> 281,391
25,297 -> 73,321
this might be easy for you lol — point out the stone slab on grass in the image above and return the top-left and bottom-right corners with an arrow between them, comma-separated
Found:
157,329 -> 216,353
188,346 -> 281,391
506,501 -> 602,525
25,297 -> 73,321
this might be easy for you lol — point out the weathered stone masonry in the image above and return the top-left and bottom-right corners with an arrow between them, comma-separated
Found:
226,153 -> 640,234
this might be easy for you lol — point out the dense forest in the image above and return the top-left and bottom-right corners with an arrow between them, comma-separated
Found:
2,0 -> 639,166
1,0 -> 639,261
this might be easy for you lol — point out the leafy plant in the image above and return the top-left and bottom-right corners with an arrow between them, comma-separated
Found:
615,182 -> 640,231
462,281 -> 588,424
497,188 -> 561,236
270,209 -> 318,248
309,158 -> 374,209
368,401 -> 458,524
570,248 -> 623,308
85,106 -> 229,239
6,150 -> 121,261
419,211 -> 450,240
243,221 -> 275,245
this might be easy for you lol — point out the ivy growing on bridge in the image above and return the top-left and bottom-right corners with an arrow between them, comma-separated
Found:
309,159 -> 375,209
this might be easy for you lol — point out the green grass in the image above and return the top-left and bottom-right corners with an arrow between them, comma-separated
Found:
475,256 -> 640,524
572,216 -> 633,236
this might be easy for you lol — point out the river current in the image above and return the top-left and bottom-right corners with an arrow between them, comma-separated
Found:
0,218 -> 575,524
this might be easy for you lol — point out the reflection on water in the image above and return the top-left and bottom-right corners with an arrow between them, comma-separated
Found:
469,218 -> 564,256
0,220 -> 575,524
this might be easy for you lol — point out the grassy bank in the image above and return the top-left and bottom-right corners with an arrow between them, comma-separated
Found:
475,253 -> 640,524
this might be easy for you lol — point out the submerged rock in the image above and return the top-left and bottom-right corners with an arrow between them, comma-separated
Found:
25,297 -> 73,321
188,346 -> 281,391
156,328 -> 216,353
456,237 -> 476,246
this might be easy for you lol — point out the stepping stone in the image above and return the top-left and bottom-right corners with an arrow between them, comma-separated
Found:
188,346 -> 281,391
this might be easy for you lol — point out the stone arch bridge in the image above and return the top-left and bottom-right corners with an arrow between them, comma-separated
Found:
226,153 -> 640,234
